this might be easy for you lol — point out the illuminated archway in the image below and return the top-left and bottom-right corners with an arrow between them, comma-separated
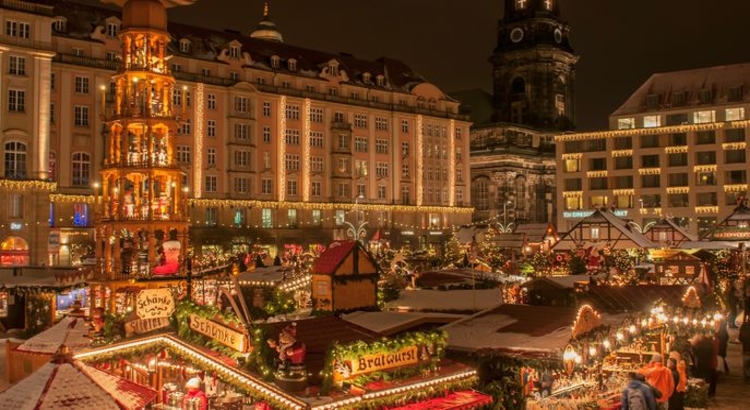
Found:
0,236 -> 29,266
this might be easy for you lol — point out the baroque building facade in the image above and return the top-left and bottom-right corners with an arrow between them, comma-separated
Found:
0,0 -> 471,269
466,0 -> 577,227
556,63 -> 750,237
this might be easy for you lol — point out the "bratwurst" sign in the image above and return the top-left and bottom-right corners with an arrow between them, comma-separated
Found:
349,346 -> 419,376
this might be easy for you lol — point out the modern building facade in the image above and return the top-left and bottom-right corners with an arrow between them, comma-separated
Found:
556,63 -> 750,237
0,0 -> 472,269
466,0 -> 577,227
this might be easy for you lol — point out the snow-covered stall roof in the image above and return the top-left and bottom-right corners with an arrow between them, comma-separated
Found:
15,317 -> 91,354
0,349 -> 157,410
343,311 -> 465,336
384,289 -> 503,313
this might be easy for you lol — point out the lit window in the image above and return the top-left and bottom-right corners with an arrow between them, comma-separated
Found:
693,110 -> 716,124
617,118 -> 635,129
726,107 -> 745,121
643,115 -> 660,128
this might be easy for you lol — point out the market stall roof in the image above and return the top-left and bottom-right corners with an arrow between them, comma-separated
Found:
343,311 -> 465,336
523,275 -> 593,291
15,316 -> 91,354
644,218 -> 697,246
699,201 -> 750,241
234,265 -> 291,284
387,390 -> 493,410
679,241 -> 750,250
514,223 -> 558,243
0,267 -> 88,289
261,316 -> 380,379
579,285 -> 691,314
553,209 -> 656,251
0,347 -> 157,410
442,304 -> 625,359
384,289 -> 504,313
416,269 -> 522,288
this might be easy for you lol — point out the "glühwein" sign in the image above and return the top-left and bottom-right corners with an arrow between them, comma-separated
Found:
189,314 -> 248,353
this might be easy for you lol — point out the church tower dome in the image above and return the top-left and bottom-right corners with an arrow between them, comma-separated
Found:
491,0 -> 578,131
250,1 -> 284,43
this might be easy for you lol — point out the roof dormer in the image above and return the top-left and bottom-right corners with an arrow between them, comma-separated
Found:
376,74 -> 385,87
179,38 -> 191,54
270,55 -> 280,69
362,72 -> 371,84
52,17 -> 67,33
228,40 -> 242,59
288,58 -> 297,71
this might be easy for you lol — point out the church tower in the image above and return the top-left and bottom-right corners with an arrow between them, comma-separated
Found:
491,0 -> 578,130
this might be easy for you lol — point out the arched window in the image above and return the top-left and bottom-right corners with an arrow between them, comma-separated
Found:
511,77 -> 526,96
0,236 -> 29,266
72,152 -> 91,187
4,141 -> 26,178
270,55 -> 280,69
555,77 -> 566,116
473,178 -> 489,210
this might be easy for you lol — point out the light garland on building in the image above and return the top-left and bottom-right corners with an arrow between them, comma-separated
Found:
695,206 -> 719,214
562,191 -> 583,198
611,149 -> 633,158
50,193 -> 98,204
416,115 -> 423,206
666,187 -> 690,194
449,119 -> 456,207
638,167 -> 661,175
722,142 -> 746,150
278,95 -> 287,202
302,98 -> 311,202
555,122 -> 723,142
0,179 -> 56,191
724,184 -> 748,192
561,153 -> 583,160
193,83 -> 204,198
187,198 -> 473,214
612,189 -> 635,196
664,145 -> 688,154
586,170 -> 607,178
694,165 -> 717,173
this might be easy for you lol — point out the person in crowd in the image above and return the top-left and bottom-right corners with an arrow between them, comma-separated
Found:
739,321 -> 750,383
666,357 -> 684,410
638,353 -> 674,408
691,332 -> 718,396
621,371 -> 656,410
716,319 -> 730,374
669,351 -> 687,409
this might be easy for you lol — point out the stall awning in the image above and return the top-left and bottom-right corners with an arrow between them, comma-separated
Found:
387,390 -> 493,410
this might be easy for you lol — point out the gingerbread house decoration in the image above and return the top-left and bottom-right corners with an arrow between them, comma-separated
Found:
571,304 -> 602,340
682,286 -> 702,309
311,241 -> 379,312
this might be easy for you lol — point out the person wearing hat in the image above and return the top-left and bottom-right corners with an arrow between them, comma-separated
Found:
638,353 -> 674,408
182,377 -> 207,410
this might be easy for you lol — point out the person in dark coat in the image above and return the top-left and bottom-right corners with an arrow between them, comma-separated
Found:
667,357 -> 684,410
691,333 -> 718,396
739,321 -> 750,383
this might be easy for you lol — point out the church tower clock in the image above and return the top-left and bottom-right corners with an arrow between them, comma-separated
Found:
491,0 -> 578,130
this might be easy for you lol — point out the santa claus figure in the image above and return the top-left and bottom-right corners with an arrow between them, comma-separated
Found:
267,322 -> 306,371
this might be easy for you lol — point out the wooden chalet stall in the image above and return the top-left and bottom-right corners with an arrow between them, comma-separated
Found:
654,252 -> 704,285
514,223 -> 559,252
553,209 -> 656,252
311,241 -> 378,312
644,218 -> 696,249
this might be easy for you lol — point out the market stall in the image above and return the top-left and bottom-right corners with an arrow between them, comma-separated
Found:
0,346 -> 157,409
6,316 -> 91,383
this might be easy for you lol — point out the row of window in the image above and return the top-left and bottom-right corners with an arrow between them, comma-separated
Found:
564,192 -> 741,210
617,108 -> 745,130
5,142 -> 91,185
565,129 -> 747,153
564,150 -> 747,173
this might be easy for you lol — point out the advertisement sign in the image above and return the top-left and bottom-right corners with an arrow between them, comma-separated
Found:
124,317 -> 171,337
336,346 -> 419,379
136,288 -> 175,320
189,314 -> 248,353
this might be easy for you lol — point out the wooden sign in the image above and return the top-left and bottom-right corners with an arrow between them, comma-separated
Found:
125,317 -> 171,337
136,289 -> 175,320
189,314 -> 248,353
342,346 -> 419,378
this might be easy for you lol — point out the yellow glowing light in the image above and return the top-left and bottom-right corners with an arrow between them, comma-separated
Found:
302,98 -> 311,202
449,119 -> 456,206
193,83 -> 204,197
416,115 -> 423,206
279,95 -> 287,202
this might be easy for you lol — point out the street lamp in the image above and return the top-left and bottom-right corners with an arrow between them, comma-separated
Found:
355,193 -> 365,236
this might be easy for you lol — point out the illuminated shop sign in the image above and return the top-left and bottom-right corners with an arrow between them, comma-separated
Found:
10,222 -> 23,230
563,210 -> 628,219
189,314 -> 248,352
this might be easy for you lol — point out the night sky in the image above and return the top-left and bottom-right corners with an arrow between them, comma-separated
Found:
86,0 -> 750,130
